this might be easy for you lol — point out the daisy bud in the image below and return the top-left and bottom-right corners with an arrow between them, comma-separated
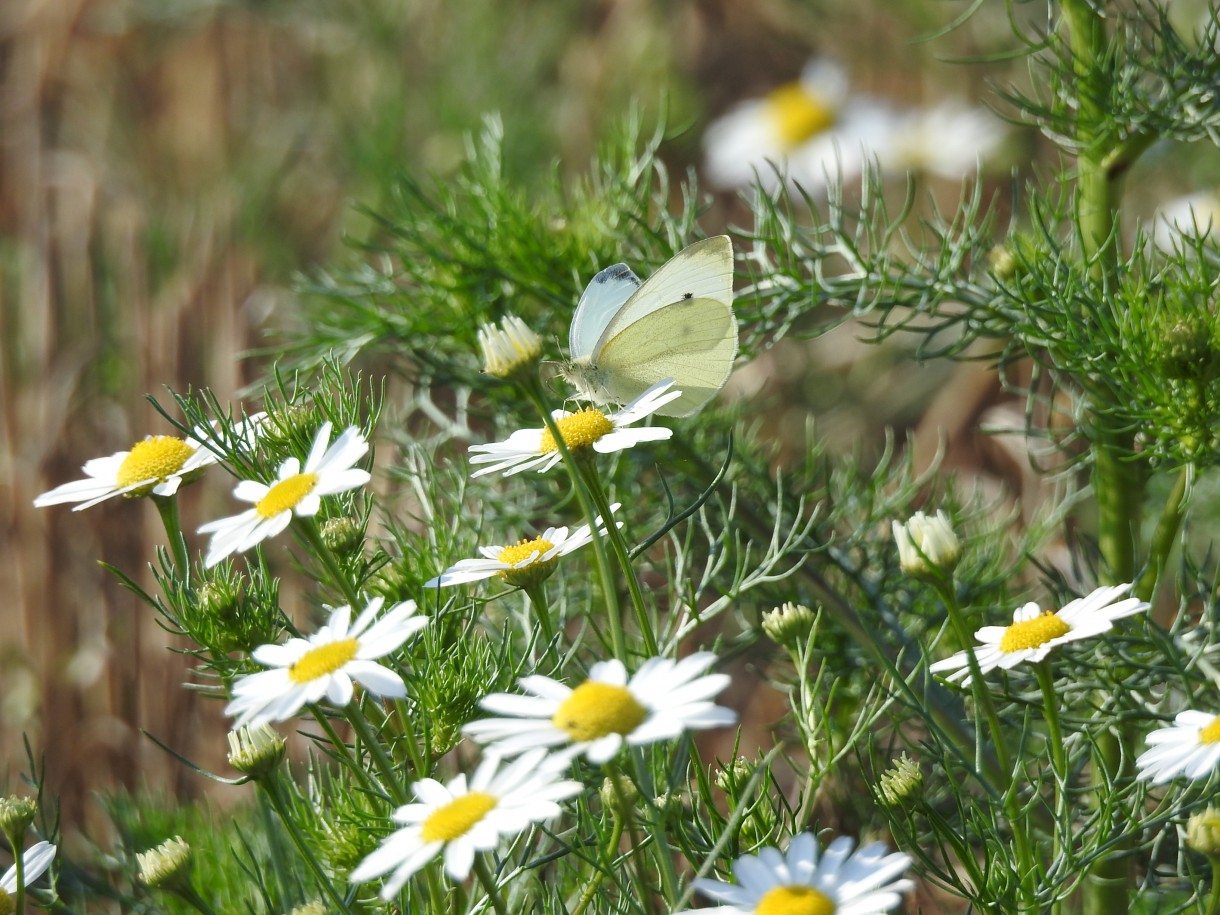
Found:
878,753 -> 923,808
761,602 -> 817,649
227,725 -> 286,780
714,756 -> 754,794
136,836 -> 193,891
288,903 -> 326,915
0,796 -> 36,844
478,315 -> 542,380
600,774 -> 640,816
320,515 -> 364,557
893,510 -> 960,581
1188,808 -> 1220,860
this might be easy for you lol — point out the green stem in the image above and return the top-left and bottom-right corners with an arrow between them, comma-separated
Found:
171,885 -> 222,915
1035,660 -> 1069,911
521,377 -> 628,661
13,844 -> 25,915
1137,463 -> 1193,604
472,855 -> 510,915
299,519 -> 364,611
523,583 -> 557,647
578,461 -> 659,657
310,707 -> 386,800
604,759 -> 658,915
570,813 -> 626,915
260,775 -> 355,914
153,494 -> 191,585
346,704 -> 409,805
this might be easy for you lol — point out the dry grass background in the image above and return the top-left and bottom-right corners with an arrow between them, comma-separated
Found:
4,0 -> 1204,850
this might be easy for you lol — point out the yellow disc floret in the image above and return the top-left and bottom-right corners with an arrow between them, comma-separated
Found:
288,638 -> 359,684
539,410 -> 614,453
0,889 -> 13,915
999,611 -> 1071,653
766,83 -> 837,149
756,884 -> 837,915
116,436 -> 197,495
497,537 -> 556,566
1200,716 -> 1220,746
497,537 -> 560,588
420,792 -> 498,843
256,473 -> 319,518
551,681 -> 648,743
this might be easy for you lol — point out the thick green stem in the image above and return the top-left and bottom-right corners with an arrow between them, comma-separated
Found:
346,704 -> 409,805
12,845 -> 25,915
1137,464 -> 1193,604
472,855 -> 510,915
299,519 -> 364,612
571,813 -> 625,915
153,494 -> 191,585
260,775 -> 355,914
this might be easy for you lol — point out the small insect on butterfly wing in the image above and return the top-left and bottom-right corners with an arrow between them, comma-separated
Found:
592,235 -> 733,357
569,263 -> 642,360
593,296 -> 737,417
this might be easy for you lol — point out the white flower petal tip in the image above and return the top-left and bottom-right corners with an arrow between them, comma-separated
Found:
462,651 -> 736,762
225,599 -> 425,728
200,423 -> 371,568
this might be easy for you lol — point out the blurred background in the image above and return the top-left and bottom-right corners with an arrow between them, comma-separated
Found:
2,0 -> 1216,847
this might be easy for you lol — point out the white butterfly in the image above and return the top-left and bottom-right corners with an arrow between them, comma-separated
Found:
560,236 -> 737,418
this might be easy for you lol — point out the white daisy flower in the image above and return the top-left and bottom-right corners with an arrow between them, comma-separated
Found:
704,59 -> 849,191
929,583 -> 1149,687
892,509 -> 960,579
882,103 -> 1008,180
1148,190 -> 1220,253
349,749 -> 581,896
225,597 -> 427,728
463,652 -> 737,763
678,832 -> 912,915
1,841 -> 57,898
467,380 -> 680,477
1136,710 -> 1220,785
424,505 -> 619,590
199,421 -> 370,568
32,413 -> 266,512
478,314 -> 542,379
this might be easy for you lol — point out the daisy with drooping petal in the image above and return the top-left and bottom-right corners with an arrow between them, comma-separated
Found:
200,421 -> 371,568
929,583 -> 1149,687
225,597 -> 427,728
463,652 -> 737,763
424,505 -> 620,590
677,832 -> 912,915
349,749 -> 581,896
1136,710 -> 1220,785
1,840 -> 57,902
33,413 -> 266,512
468,380 -> 681,478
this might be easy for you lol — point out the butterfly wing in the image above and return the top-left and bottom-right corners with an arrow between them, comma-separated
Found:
569,263 -> 642,359
592,236 -> 733,356
594,296 -> 738,417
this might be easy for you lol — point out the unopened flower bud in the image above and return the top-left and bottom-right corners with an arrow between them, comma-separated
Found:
0,796 -> 37,842
1188,808 -> 1220,859
599,774 -> 640,816
761,602 -> 816,648
714,756 -> 754,794
478,315 -> 542,379
893,510 -> 960,580
227,725 -> 286,780
320,516 -> 363,557
878,753 -> 923,807
136,836 -> 193,891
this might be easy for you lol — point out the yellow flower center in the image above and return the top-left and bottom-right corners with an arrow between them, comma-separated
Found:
756,885 -> 836,915
256,473 -> 319,518
766,83 -> 837,149
999,611 -> 1071,653
539,409 -> 614,453
420,792 -> 498,843
551,681 -> 648,743
0,889 -> 13,915
497,537 -> 556,566
1200,716 -> 1220,745
288,638 -> 359,684
115,436 -> 196,493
